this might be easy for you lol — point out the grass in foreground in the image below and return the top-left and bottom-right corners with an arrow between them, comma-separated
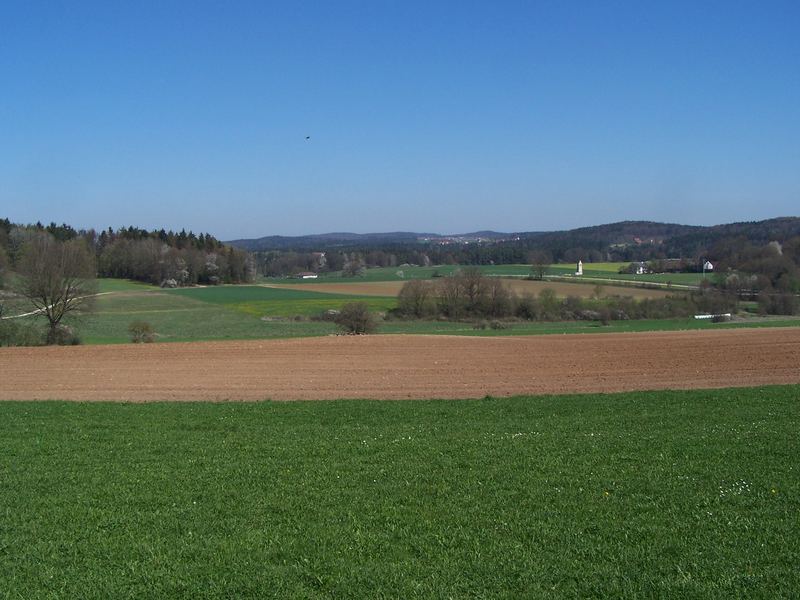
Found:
1,386 -> 798,598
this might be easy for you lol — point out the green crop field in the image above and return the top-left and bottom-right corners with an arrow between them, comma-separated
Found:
65,288 -> 341,344
52,284 -> 395,344
266,263 -> 707,287
1,385 -> 797,597
163,285 -> 395,318
96,279 -> 159,293
8,280 -> 789,344
380,316 -> 800,336
546,264 -> 706,286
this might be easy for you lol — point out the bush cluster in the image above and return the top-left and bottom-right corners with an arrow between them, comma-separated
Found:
394,271 -> 739,323
128,321 -> 157,343
0,320 -> 45,347
334,302 -> 378,334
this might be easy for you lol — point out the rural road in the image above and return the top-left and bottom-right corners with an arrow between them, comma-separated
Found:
2,328 -> 799,401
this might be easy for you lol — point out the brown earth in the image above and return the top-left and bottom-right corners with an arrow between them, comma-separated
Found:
2,328 -> 799,401
264,279 -> 671,298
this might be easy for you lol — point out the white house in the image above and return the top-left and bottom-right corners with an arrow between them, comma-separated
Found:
703,260 -> 714,272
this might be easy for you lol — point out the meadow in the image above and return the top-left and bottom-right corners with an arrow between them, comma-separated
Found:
53,283 -> 798,345
265,263 -> 708,287
164,285 -> 395,317
65,286 -> 395,344
1,385 -> 797,598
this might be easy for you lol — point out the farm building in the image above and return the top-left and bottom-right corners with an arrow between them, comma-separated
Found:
297,272 -> 318,279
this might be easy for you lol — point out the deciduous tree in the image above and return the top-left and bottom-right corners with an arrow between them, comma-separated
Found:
16,233 -> 97,344
397,279 -> 435,318
528,250 -> 551,280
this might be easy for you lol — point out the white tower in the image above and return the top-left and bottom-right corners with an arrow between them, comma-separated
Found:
576,260 -> 583,276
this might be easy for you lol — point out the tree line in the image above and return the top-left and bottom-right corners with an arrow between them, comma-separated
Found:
0,219 -> 255,287
393,269 -> 738,323
1,218 -> 256,346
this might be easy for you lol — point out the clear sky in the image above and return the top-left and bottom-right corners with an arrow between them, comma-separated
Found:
1,1 -> 798,239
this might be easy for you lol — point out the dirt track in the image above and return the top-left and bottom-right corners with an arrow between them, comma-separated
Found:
2,328 -> 799,401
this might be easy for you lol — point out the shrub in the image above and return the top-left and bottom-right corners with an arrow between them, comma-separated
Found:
514,293 -> 538,320
758,292 -> 798,316
489,320 -> 507,330
0,320 -> 44,347
334,302 -> 378,334
128,321 -> 156,343
47,324 -> 81,345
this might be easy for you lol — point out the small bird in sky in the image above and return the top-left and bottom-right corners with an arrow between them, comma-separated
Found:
305,136 -> 311,140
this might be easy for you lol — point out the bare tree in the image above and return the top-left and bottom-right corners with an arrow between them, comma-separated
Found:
457,267 -> 488,313
437,276 -> 465,318
485,277 -> 512,317
397,279 -> 435,317
16,233 -> 97,344
0,246 -> 7,318
529,250 -> 552,280
0,245 -> 7,286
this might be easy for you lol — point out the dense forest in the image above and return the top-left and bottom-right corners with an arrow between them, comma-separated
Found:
0,219 -> 254,286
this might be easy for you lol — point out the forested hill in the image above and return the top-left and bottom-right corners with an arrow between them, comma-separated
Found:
227,231 -> 437,251
663,217 -> 800,256
227,218 -> 800,263
226,230 -> 511,251
227,221 -> 707,253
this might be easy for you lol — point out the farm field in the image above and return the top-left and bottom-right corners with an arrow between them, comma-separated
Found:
265,263 -> 707,287
265,278 -> 672,299
1,385 -> 798,597
66,290 -> 337,345
163,285 -> 395,317
4,280 -> 797,345
2,328 -> 799,401
96,278 -> 158,293
380,316 -> 800,336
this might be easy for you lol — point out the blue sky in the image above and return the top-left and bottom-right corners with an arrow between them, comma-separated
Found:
1,1 -> 798,239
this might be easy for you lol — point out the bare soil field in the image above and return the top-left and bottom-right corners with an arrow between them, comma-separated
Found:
265,279 -> 671,298
2,328 -> 798,401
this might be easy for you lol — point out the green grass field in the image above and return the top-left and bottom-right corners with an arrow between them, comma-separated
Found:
381,316 -> 800,336
96,279 -> 159,293
4,279 -> 796,345
266,263 -> 707,287
164,286 -> 395,317
68,289 -> 339,344
27,281 -> 794,344
1,385 -> 798,597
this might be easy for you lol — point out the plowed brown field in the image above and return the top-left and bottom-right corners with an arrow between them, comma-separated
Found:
2,328 -> 799,401
264,279 -> 671,298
